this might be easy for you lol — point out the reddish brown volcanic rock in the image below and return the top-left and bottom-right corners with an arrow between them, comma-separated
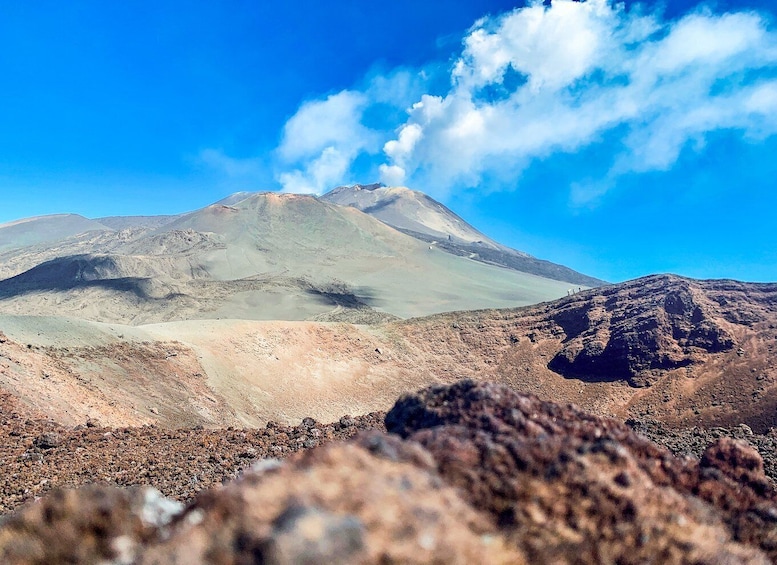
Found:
139,433 -> 520,564
1,433 -> 522,564
4,381 -> 777,563
396,274 -> 777,431
386,380 -> 777,562
0,389 -> 384,515
547,277 -> 736,386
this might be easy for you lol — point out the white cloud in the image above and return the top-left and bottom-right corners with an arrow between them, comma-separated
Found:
277,147 -> 353,194
274,0 -> 777,201
379,123 -> 423,185
278,90 -> 374,161
374,0 -> 777,202
454,0 -> 616,92
275,90 -> 380,194
275,71 -> 426,194
378,164 -> 406,186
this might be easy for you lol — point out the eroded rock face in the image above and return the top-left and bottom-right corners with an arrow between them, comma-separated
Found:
3,380 -> 777,563
548,276 -> 736,386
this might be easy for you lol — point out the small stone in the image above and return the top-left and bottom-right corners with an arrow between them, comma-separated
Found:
339,415 -> 355,428
33,432 -> 60,450
134,488 -> 184,528
614,471 -> 632,487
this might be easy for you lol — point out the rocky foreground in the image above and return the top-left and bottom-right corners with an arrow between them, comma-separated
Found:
2,380 -> 777,564
0,390 -> 384,515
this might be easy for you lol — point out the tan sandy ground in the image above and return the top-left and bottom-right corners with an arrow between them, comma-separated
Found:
1,276 -> 774,432
1,313 -> 631,428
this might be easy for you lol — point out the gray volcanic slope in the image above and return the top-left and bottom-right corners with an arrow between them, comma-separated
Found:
0,214 -> 111,253
321,183 -> 501,245
321,183 -> 604,287
0,192 -> 583,324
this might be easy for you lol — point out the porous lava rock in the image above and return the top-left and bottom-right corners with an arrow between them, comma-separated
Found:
387,380 -> 777,562
627,418 -> 777,482
4,380 -> 777,563
0,486 -> 182,564
0,388 -> 385,515
1,433 -> 521,565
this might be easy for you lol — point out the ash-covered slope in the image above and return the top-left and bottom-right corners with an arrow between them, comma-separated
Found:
321,183 -> 605,287
0,192 -> 577,324
321,183 -> 499,245
95,215 -> 178,231
1,273 -> 774,434
0,214 -> 111,253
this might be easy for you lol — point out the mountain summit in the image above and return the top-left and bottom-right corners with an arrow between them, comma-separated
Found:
321,184 -> 604,287
321,183 -> 499,246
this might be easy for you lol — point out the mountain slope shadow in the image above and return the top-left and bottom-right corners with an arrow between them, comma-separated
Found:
0,255 -> 175,301
303,282 -> 378,309
547,275 -> 735,387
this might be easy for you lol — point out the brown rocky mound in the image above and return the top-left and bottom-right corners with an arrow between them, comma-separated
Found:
4,380 -> 777,563
387,380 -> 777,561
547,276 -> 736,386
396,274 -> 777,431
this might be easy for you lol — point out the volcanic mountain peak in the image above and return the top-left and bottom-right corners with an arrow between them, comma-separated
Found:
213,190 -> 257,206
321,183 -> 604,287
0,188 -> 588,324
321,183 -> 498,246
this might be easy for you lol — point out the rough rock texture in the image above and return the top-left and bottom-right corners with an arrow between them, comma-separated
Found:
0,388 -> 384,514
386,380 -> 777,563
395,274 -> 777,431
0,486 -> 182,564
627,418 -> 777,483
139,434 -> 521,564
1,434 -> 522,565
547,277 -> 736,386
4,380 -> 777,563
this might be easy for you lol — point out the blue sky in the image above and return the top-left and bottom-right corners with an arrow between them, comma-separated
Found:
1,0 -> 776,283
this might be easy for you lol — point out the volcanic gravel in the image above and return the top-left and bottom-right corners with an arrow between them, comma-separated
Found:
0,391 -> 385,515
5,380 -> 777,564
627,417 -> 777,482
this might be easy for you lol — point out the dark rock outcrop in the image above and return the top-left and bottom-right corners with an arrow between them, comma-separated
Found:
548,275 -> 737,386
